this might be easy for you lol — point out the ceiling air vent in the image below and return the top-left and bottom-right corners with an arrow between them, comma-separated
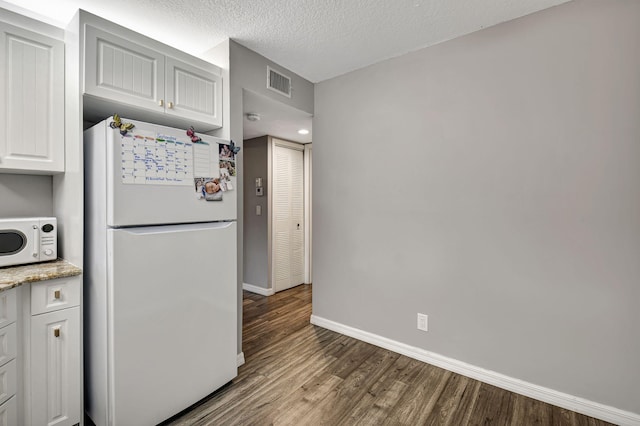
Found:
267,66 -> 292,98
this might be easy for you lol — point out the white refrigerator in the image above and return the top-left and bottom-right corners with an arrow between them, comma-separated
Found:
84,117 -> 237,426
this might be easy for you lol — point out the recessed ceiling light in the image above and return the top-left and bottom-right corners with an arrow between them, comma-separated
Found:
298,129 -> 309,135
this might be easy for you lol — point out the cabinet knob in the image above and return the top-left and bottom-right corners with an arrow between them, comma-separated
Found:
159,99 -> 164,107
54,327 -> 60,338
168,101 -> 174,109
54,290 -> 61,299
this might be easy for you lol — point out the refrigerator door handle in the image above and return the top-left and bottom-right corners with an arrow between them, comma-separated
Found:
115,221 -> 235,235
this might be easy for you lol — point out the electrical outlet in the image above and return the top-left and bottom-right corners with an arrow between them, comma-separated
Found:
417,313 -> 428,332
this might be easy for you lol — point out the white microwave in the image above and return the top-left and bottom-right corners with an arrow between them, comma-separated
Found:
0,217 -> 57,268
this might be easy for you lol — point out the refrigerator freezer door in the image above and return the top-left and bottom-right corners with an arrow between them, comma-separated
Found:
106,222 -> 237,425
94,119 -> 237,227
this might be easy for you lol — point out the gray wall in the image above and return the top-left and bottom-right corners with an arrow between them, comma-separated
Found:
202,39 -> 315,354
0,174 -> 53,217
229,41 -> 314,116
243,136 -> 269,288
313,0 -> 640,415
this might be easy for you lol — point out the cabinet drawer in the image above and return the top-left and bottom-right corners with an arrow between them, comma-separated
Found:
0,290 -> 16,330
0,360 -> 16,406
31,277 -> 81,315
0,324 -> 16,368
0,395 -> 16,426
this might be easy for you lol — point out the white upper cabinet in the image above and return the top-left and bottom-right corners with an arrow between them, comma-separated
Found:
0,21 -> 64,174
85,25 -> 165,112
165,56 -> 222,126
82,15 -> 223,131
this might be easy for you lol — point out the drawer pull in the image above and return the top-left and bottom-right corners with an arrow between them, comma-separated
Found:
168,101 -> 174,109
54,327 -> 60,338
54,290 -> 61,299
159,99 -> 164,107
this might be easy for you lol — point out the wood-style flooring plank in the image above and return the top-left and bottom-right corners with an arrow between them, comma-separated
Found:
424,373 -> 479,426
346,356 -> 421,425
466,383 -> 517,426
163,284 -> 615,426
289,347 -> 400,425
510,393 -> 553,425
382,363 -> 452,425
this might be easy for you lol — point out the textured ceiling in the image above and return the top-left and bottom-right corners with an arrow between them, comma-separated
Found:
3,0 -> 570,143
4,0 -> 571,83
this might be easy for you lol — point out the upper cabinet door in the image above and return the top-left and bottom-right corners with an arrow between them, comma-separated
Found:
0,22 -> 64,174
165,57 -> 222,128
85,25 -> 165,112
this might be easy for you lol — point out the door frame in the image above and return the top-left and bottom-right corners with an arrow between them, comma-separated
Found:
304,143 -> 312,284
268,137 -> 308,293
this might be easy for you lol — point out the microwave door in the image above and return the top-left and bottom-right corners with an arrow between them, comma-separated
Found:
0,229 -> 29,257
0,224 -> 37,267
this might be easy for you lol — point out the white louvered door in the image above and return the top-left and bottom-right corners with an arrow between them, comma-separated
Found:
273,143 -> 305,292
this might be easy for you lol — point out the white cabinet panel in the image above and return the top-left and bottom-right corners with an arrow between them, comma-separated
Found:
0,396 -> 16,426
85,25 -> 165,112
0,22 -> 64,174
0,360 -> 16,407
166,57 -> 222,127
30,307 -> 80,426
0,324 -> 16,369
0,290 -> 16,330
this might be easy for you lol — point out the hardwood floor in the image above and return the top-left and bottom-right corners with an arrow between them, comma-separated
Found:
165,284 -> 613,426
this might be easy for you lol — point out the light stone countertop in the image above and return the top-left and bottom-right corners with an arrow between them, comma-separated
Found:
0,259 -> 82,292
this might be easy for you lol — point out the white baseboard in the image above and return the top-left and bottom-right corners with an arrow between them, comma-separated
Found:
237,352 -> 245,367
242,283 -> 274,296
310,315 -> 640,426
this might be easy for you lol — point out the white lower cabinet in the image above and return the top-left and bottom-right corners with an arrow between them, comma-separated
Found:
1,280 -> 83,425
30,307 -> 80,426
6,276 -> 82,426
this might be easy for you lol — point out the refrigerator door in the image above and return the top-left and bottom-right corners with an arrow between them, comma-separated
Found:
107,222 -> 237,425
92,118 -> 237,227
